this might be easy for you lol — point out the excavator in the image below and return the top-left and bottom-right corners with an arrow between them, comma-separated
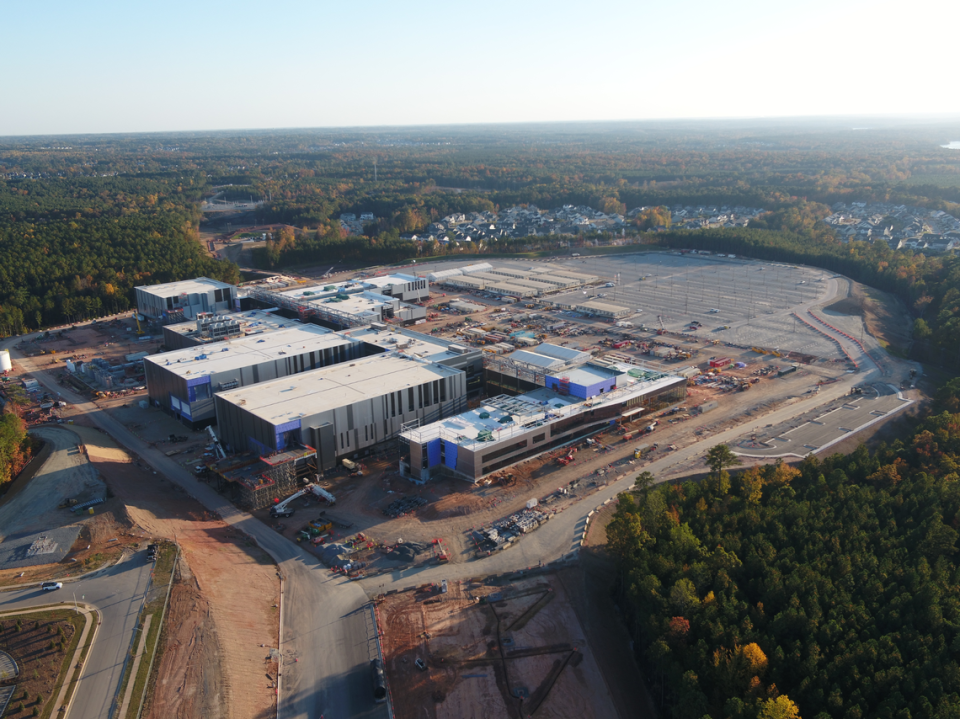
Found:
269,483 -> 337,518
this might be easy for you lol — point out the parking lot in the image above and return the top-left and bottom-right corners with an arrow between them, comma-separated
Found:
411,253 -> 848,361
733,383 -> 912,458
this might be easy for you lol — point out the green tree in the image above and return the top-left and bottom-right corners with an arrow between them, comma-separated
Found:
705,444 -> 741,492
634,471 -> 656,501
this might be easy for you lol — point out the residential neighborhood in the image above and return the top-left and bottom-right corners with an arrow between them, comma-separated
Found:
340,203 -> 766,244
822,201 -> 960,252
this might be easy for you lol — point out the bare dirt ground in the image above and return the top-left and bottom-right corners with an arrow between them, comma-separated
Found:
71,425 -> 280,719
379,572 -> 619,719
825,278 -> 914,355
145,558 -> 226,719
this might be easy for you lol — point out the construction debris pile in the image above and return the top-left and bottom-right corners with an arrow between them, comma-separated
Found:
387,540 -> 429,564
383,495 -> 429,518
476,506 -> 550,552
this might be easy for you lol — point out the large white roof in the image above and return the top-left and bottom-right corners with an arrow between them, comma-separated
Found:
217,354 -> 461,426
145,325 -> 353,379
339,326 -> 472,363
136,276 -> 234,296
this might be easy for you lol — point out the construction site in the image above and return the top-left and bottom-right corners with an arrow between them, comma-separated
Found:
377,571 -> 618,719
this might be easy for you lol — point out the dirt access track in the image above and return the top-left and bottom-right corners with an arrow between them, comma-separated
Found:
379,571 -> 618,719
69,424 -> 280,719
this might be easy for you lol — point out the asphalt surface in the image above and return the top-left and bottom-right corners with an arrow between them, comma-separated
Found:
0,551 -> 154,719
738,385 -> 911,457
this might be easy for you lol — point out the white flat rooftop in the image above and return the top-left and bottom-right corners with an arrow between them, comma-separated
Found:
145,325 -> 354,379
403,370 -> 684,450
164,309 -> 299,338
136,276 -> 234,296
276,281 -> 364,301
562,364 -> 620,385
307,292 -> 395,315
217,354 -> 461,426
339,326 -> 472,363
504,343 -> 591,370
361,273 -> 420,288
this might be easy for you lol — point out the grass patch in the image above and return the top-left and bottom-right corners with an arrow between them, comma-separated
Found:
0,607 -> 87,719
113,542 -> 178,719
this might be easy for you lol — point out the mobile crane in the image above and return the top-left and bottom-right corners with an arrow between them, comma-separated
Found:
270,484 -> 337,518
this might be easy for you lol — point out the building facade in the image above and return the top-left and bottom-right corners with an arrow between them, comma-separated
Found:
135,277 -> 237,322
213,354 -> 468,471
144,326 -> 370,427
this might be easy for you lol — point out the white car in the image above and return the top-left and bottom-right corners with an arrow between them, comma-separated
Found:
41,582 -> 63,591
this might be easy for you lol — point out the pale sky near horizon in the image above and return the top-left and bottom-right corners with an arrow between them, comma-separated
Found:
3,0 -> 957,137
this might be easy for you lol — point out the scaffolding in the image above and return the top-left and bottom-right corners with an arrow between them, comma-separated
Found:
211,442 -> 317,510
244,287 -> 372,329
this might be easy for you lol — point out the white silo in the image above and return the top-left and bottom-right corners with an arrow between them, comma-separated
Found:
0,349 -> 12,373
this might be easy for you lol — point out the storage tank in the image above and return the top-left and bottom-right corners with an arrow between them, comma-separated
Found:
0,349 -> 11,373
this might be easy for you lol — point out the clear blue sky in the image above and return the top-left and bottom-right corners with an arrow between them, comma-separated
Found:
3,0 -> 956,136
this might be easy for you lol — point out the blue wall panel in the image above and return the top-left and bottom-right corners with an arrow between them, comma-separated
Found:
427,439 -> 442,468
444,440 -> 458,469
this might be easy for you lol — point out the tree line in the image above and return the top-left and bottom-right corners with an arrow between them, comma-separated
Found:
606,381 -> 960,719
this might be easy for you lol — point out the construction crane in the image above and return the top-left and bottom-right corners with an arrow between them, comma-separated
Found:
205,425 -> 227,460
269,484 -> 337,517
134,314 -> 145,336
657,315 -> 666,335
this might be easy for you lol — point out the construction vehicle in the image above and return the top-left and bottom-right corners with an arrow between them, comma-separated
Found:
556,447 -> 577,465
657,315 -> 666,335
342,458 -> 364,477
634,444 -> 653,459
270,484 -> 337,518
134,314 -> 145,336
206,425 -> 227,460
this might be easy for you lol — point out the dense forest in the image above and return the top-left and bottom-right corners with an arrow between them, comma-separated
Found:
606,379 -> 960,719
0,173 -> 238,332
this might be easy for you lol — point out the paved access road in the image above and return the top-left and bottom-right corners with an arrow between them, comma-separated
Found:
9,342 -> 385,719
0,551 -> 154,719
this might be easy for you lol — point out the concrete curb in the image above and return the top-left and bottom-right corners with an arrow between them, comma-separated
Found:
276,572 -> 283,719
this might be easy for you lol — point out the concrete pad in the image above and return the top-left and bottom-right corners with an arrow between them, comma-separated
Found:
0,526 -> 82,570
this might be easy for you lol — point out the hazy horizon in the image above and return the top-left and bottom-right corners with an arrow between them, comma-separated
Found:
4,0 -> 956,136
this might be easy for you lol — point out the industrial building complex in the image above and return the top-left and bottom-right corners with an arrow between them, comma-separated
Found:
138,261 -> 689,496
401,343 -> 686,483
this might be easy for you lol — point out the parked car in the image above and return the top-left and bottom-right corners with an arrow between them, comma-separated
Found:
41,582 -> 63,591
415,658 -> 427,671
